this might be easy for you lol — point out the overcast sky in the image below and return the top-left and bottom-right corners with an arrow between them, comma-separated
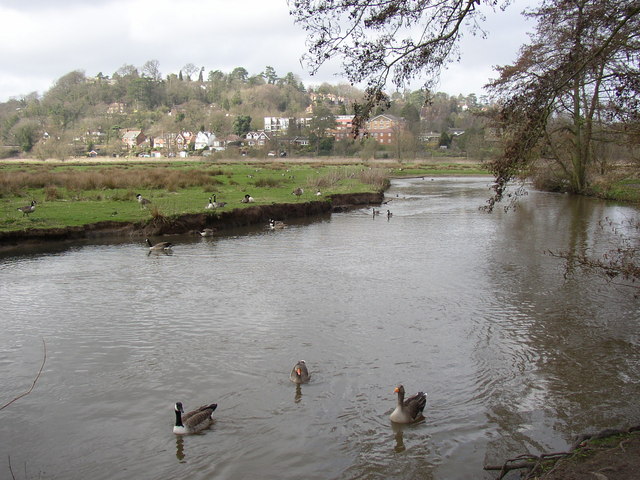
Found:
0,0 -> 536,103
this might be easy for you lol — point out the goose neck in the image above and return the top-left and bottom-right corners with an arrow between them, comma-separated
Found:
174,409 -> 183,427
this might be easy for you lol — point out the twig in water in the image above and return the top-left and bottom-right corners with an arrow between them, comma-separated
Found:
7,455 -> 16,480
1,339 -> 47,411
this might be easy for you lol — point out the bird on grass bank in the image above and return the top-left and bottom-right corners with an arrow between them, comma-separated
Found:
146,238 -> 173,251
292,187 -> 304,199
206,197 -> 215,210
136,194 -> 151,208
241,194 -> 255,203
18,200 -> 37,216
290,360 -> 310,384
173,402 -> 218,435
389,385 -> 427,424
212,194 -> 226,208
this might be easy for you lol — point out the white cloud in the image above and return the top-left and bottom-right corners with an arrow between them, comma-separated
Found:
0,0 -> 536,102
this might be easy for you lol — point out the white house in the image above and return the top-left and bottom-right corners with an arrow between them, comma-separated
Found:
245,131 -> 270,146
264,117 -> 290,133
194,131 -> 217,150
264,116 -> 312,133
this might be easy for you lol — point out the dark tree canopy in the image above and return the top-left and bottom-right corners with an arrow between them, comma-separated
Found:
289,0 -> 504,123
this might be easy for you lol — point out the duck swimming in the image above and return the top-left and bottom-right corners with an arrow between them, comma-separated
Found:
389,385 -> 426,424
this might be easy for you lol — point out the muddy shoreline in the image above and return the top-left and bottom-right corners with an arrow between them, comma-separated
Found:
0,192 -> 383,250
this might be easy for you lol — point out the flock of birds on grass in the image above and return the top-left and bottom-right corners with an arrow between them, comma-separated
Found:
143,187 -> 396,251
174,359 -> 427,434
17,186 -> 377,224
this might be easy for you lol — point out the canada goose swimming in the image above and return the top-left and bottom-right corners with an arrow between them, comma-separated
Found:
18,200 -> 37,216
292,187 -> 304,198
146,238 -> 173,251
241,194 -> 255,203
173,402 -> 217,435
387,210 -> 393,219
268,219 -> 287,230
290,360 -> 310,384
199,228 -> 215,237
136,194 -> 151,208
372,208 -> 380,216
206,197 -> 215,209
389,385 -> 427,424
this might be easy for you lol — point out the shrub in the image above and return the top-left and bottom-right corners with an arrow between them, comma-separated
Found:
44,185 -> 62,201
254,177 -> 284,188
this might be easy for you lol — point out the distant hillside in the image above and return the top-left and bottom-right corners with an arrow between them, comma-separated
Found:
0,65 -> 492,160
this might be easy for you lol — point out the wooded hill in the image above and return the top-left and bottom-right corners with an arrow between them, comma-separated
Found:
0,64 -> 490,159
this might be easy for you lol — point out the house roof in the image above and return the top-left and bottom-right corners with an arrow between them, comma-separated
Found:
122,130 -> 142,140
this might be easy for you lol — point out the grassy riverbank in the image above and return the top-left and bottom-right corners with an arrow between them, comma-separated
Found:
0,158 -> 487,233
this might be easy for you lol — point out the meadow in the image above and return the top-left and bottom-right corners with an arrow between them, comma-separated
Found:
1,159 -> 489,232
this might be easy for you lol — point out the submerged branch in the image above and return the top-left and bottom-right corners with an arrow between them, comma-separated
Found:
484,452 -> 572,479
0,339 -> 47,411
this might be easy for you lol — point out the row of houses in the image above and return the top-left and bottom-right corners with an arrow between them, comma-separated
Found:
120,113 -> 464,152
121,129 -> 240,151
261,114 -> 408,145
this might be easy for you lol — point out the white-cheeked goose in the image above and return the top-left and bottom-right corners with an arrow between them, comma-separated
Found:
212,194 -> 227,208
18,200 -> 37,216
146,238 -> 173,251
269,219 -> 287,230
173,402 -> 217,435
136,194 -> 151,207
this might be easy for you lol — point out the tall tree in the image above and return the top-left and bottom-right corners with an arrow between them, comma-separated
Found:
308,103 -> 336,154
263,66 -> 278,84
182,63 -> 199,81
233,115 -> 252,136
486,0 -> 640,209
142,59 -> 162,81
229,67 -> 249,85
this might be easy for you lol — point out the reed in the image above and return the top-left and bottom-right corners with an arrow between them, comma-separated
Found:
0,166 -> 231,195
356,168 -> 389,188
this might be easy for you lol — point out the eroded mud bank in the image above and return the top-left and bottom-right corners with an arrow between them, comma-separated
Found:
0,192 -> 383,249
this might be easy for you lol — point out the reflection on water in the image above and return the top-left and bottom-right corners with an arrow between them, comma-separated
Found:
1,177 -> 639,480
175,436 -> 185,462
294,384 -> 303,403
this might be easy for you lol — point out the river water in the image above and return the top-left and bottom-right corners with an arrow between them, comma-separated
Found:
1,176 -> 639,480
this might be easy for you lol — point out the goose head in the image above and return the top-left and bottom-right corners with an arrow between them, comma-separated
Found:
290,360 -> 310,384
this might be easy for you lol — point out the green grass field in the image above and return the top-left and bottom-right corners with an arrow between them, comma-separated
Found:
4,160 -> 463,232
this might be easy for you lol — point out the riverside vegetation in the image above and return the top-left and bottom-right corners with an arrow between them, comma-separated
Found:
0,159 -> 487,233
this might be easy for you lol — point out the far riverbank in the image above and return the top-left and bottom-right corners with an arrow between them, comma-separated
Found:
0,192 -> 383,250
